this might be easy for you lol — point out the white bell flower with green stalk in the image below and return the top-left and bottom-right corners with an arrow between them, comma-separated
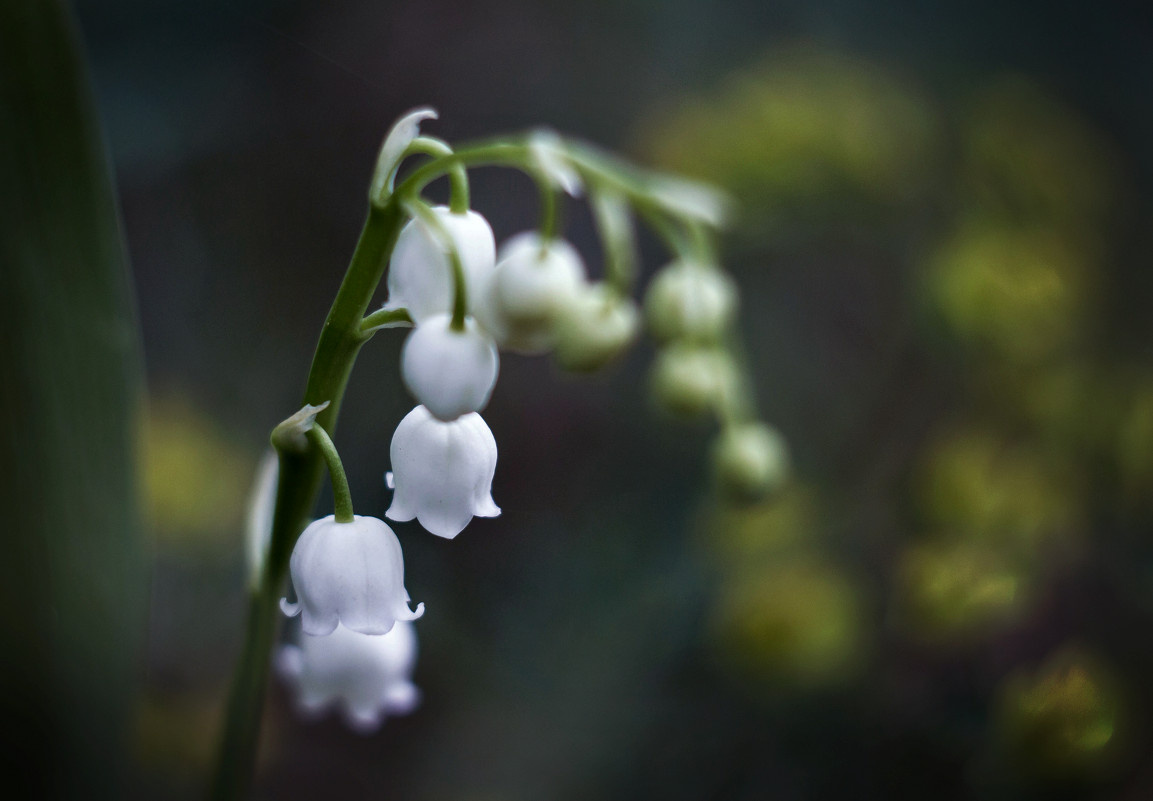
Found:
474,231 -> 586,353
383,205 -> 495,324
281,514 -> 425,636
276,620 -> 421,734
386,405 -> 499,539
401,313 -> 499,421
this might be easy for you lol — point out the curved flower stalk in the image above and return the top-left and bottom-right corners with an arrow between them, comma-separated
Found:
386,405 -> 500,539
277,620 -> 421,734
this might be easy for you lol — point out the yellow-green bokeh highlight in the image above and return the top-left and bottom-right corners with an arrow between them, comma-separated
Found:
917,427 -> 1083,554
639,47 -> 940,212
710,556 -> 868,690
893,539 -> 1029,642
141,394 -> 255,549
995,646 -> 1121,779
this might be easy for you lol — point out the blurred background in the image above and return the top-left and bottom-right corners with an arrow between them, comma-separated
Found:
62,0 -> 1153,798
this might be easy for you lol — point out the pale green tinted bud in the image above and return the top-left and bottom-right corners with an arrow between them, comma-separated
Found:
650,344 -> 736,417
553,284 -> 639,372
644,261 -> 737,342
713,422 -> 789,498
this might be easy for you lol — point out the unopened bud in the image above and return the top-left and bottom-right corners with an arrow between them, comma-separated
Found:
644,261 -> 737,343
553,284 -> 639,372
713,422 -> 789,498
650,344 -> 736,417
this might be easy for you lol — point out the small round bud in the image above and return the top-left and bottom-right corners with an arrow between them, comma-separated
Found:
553,284 -> 639,372
644,261 -> 737,342
475,232 -> 586,354
650,344 -> 737,417
713,422 -> 789,498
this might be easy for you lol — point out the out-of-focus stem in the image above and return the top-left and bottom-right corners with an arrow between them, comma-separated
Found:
208,200 -> 404,801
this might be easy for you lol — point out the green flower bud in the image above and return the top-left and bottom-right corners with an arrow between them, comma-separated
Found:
553,284 -> 639,372
649,344 -> 737,418
644,261 -> 737,342
713,423 -> 789,498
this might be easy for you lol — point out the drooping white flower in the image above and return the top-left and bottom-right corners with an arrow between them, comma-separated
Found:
401,313 -> 499,421
473,232 -> 586,354
276,620 -> 420,734
386,405 -> 499,539
281,514 -> 424,636
384,206 -> 496,323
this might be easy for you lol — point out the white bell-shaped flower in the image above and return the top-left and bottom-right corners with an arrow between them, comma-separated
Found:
276,620 -> 420,734
386,405 -> 499,539
401,313 -> 499,421
384,206 -> 496,323
473,231 -> 585,354
281,514 -> 424,636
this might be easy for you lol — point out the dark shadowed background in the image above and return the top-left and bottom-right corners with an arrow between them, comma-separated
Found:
59,0 -> 1153,798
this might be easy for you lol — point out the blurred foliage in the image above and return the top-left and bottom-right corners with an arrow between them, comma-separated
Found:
893,539 -> 1029,641
995,647 -> 1121,780
926,224 -> 1089,361
0,0 -> 148,796
644,40 -> 1145,795
642,48 -> 940,219
711,555 -> 867,689
916,426 -> 1083,553
142,394 -> 256,547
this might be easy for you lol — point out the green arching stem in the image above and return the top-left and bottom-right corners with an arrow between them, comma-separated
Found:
404,199 -> 469,331
395,138 -> 710,267
209,198 -> 404,801
305,423 -> 353,523
590,190 -> 638,292
686,222 -> 718,265
536,173 -> 559,243
359,306 -> 413,335
404,136 -> 470,213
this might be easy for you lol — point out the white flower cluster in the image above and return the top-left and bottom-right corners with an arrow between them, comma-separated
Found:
382,201 -> 640,537
266,108 -> 783,734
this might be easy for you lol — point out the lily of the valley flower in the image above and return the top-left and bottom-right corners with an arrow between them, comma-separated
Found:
474,231 -> 586,354
276,620 -> 421,734
281,514 -> 424,636
401,313 -> 499,421
384,205 -> 496,323
386,405 -> 499,538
